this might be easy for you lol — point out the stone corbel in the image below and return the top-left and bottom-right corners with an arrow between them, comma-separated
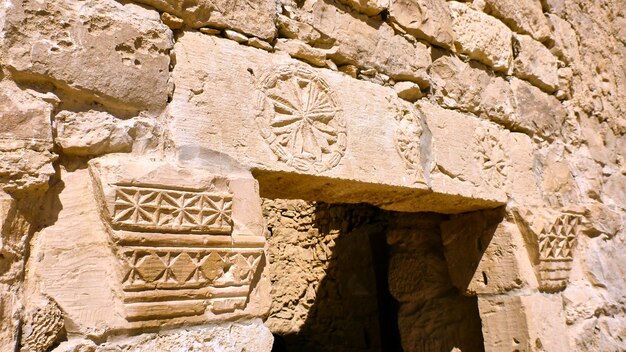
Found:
512,206 -> 584,293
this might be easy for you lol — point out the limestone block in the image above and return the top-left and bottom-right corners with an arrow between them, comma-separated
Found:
274,39 -> 328,67
513,34 -> 559,93
441,209 -> 538,295
51,319 -> 273,351
417,101 -> 508,204
449,1 -> 513,73
389,0 -> 455,48
0,81 -> 56,192
129,0 -> 276,40
169,32 -> 504,213
546,14 -> 580,64
510,77 -> 566,139
483,0 -> 551,42
337,0 -> 389,16
54,110 -> 159,156
430,55 -> 492,113
296,0 -> 431,86
5,0 -> 173,113
393,81 -> 423,102
24,155 -> 270,339
478,293 -> 571,352
513,206 -> 584,292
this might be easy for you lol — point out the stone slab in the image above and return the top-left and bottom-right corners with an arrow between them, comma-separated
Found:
168,32 -> 507,213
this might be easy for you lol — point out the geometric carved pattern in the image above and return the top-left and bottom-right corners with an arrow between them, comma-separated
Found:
513,208 -> 581,292
90,177 -> 266,322
121,248 -> 263,291
538,214 -> 579,261
256,65 -> 347,173
112,185 -> 233,233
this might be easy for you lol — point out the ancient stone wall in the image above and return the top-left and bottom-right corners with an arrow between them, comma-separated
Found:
0,0 -> 624,350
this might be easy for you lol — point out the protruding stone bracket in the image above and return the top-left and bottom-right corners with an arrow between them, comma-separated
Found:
512,207 -> 583,293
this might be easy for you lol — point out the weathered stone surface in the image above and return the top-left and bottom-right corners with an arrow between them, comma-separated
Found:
483,0 -> 551,42
389,0 -> 455,48
393,81 -> 423,102
169,32 -> 504,213
52,319 -> 273,351
4,0 -> 173,113
441,209 -> 537,295
418,101 -> 509,204
479,294 -> 572,352
513,34 -> 559,92
449,1 -> 513,73
24,155 -> 271,339
1,0 -> 624,349
55,110 -> 159,156
337,0 -> 389,16
293,0 -> 432,86
129,0 -> 277,40
509,77 -> 566,139
0,81 -> 56,192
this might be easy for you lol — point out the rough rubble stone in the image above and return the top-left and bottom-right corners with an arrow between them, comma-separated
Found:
513,34 -> 559,93
294,0 -> 431,86
389,0 -> 455,48
483,0 -> 551,42
54,110 -> 160,156
449,1 -> 513,73
128,0 -> 277,40
337,0 -> 389,16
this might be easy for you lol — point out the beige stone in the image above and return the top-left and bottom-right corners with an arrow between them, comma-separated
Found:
393,81 -> 423,101
389,0 -> 455,48
513,34 -> 559,93
168,32 -> 509,213
161,12 -> 184,30
24,155 -> 271,340
128,0 -> 276,40
295,0 -> 432,86
479,293 -> 572,352
513,206 -> 584,292
510,77 -> 566,139
483,0 -> 551,42
441,209 -> 538,295
0,81 -> 56,192
52,319 -> 273,351
337,0 -> 389,16
449,1 -> 513,73
5,0 -> 173,113
275,39 -> 328,67
54,110 -> 159,156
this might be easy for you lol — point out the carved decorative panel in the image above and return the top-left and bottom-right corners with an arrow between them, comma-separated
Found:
89,159 -> 267,323
392,99 -> 426,185
475,126 -> 507,188
256,65 -> 347,172
111,185 -> 233,233
513,208 -> 582,292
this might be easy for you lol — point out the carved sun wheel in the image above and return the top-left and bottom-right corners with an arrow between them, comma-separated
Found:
256,65 -> 347,172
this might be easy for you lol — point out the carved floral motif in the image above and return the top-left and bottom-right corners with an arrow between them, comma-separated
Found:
256,65 -> 347,172
475,126 -> 507,188
392,100 -> 425,184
